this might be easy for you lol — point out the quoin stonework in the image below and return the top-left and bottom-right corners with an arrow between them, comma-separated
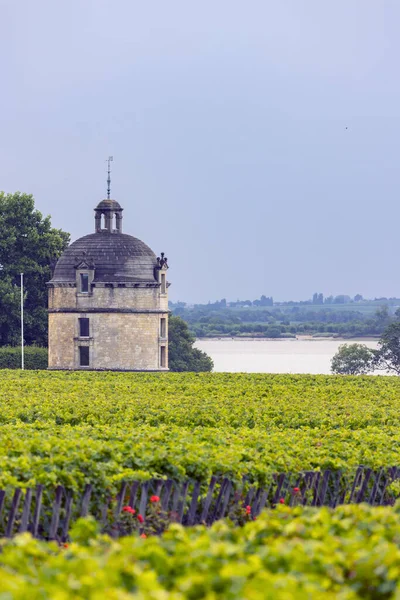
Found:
47,198 -> 169,371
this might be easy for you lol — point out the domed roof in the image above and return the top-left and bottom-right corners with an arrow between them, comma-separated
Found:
51,231 -> 157,283
96,199 -> 122,211
50,196 -> 163,284
51,234 -> 158,284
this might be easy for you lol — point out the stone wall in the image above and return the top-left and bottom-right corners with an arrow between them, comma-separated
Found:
48,285 -> 169,371
48,313 -> 76,368
49,286 -> 164,310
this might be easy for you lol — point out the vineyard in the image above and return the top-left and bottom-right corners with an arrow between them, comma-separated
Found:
2,370 -> 400,597
1,370 -> 400,498
2,503 -> 400,598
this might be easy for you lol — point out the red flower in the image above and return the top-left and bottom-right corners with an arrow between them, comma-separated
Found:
137,514 -> 144,523
279,498 -> 285,504
63,543 -> 69,548
122,506 -> 136,514
140,533 -> 147,538
150,495 -> 160,503
245,505 -> 251,514
293,487 -> 300,493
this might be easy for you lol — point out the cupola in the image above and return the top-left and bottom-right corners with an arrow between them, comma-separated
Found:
94,199 -> 123,233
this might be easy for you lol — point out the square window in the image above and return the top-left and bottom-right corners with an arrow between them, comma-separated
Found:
79,346 -> 89,367
80,273 -> 89,293
79,318 -> 89,337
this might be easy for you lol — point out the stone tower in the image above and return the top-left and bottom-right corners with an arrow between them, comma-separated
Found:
47,198 -> 169,371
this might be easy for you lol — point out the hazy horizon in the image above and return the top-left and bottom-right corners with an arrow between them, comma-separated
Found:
2,1 -> 399,303
172,295 -> 400,305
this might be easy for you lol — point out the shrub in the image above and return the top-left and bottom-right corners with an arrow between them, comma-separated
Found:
0,347 -> 48,370
2,504 -> 400,598
331,343 -> 374,375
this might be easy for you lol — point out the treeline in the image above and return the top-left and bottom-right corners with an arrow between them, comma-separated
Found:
172,293 -> 400,311
183,320 -> 386,339
170,303 -> 396,339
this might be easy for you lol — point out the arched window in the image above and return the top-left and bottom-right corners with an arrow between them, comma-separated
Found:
113,212 -> 117,231
101,213 -> 106,230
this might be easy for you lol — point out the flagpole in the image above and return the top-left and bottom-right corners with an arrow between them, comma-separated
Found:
21,273 -> 24,370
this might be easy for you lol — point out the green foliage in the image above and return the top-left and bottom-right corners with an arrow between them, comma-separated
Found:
168,315 -> 213,371
331,344 -> 375,375
331,319 -> 400,376
0,371 -> 399,506
0,192 -> 70,346
0,347 -> 47,369
2,504 -> 400,597
174,302 -> 394,339
69,516 -> 100,545
374,321 -> 400,375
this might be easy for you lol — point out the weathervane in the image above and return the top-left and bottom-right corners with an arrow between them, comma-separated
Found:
106,156 -> 113,199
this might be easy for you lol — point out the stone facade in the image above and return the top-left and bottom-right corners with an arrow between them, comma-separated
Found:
47,199 -> 169,371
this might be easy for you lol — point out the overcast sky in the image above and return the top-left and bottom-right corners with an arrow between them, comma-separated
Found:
1,1 -> 399,303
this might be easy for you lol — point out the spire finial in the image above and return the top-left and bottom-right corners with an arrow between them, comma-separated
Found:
106,156 -> 113,199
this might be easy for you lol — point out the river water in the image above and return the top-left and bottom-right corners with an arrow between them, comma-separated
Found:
194,338 -> 380,375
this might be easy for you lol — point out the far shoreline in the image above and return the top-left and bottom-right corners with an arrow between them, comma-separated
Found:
195,335 -> 380,342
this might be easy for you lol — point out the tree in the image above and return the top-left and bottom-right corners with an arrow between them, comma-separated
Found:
333,295 -> 351,304
331,343 -> 374,375
168,315 -> 213,372
373,322 -> 400,375
260,295 -> 273,306
265,326 -> 281,338
0,192 -> 70,346
374,305 -> 390,328
312,292 -> 323,305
